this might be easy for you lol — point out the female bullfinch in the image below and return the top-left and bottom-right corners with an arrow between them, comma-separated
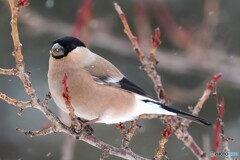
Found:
48,36 -> 211,126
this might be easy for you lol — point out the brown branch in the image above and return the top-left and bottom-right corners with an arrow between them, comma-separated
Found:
114,2 -> 208,159
0,91 -> 32,115
154,127 -> 172,160
8,0 -> 39,107
116,120 -> 140,149
211,78 -> 232,160
125,121 -> 140,148
42,92 -> 51,106
16,126 -> 57,137
8,0 -> 24,66
180,73 -> 222,126
0,68 -> 18,75
148,27 -> 171,160
113,2 -> 145,61
114,2 -> 168,104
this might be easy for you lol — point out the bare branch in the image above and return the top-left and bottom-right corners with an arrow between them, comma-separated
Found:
114,2 -> 145,60
116,121 -> 140,149
211,77 -> 232,160
154,127 -> 172,160
180,73 -> 222,126
114,2 -> 208,159
0,68 -> 18,75
8,0 -> 24,66
114,2 -> 168,104
0,91 -> 32,115
42,92 -> 52,106
16,126 -> 57,137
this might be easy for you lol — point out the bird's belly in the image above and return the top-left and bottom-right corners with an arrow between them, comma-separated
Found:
50,88 -> 100,120
48,69 -> 136,123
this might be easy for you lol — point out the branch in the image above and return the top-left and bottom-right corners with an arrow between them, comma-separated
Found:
154,127 -> 172,160
0,68 -> 18,75
180,73 -> 222,126
0,91 -> 32,115
211,78 -> 232,160
116,121 -> 140,149
16,126 -> 57,137
8,0 -> 24,66
114,2 -> 168,104
114,2 -> 208,159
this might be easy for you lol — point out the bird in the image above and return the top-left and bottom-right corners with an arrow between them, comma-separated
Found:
47,36 -> 211,126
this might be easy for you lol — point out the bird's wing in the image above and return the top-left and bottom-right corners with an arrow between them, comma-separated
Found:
92,76 -> 150,98
84,55 -> 151,97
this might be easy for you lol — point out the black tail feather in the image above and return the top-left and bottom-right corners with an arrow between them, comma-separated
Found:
142,99 -> 212,126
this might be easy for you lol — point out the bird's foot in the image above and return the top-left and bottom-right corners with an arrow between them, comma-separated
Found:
77,117 -> 97,135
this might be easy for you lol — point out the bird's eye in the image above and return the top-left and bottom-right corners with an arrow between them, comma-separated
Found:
51,43 -> 65,58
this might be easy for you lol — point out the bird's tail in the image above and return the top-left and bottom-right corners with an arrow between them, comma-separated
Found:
140,99 -> 212,126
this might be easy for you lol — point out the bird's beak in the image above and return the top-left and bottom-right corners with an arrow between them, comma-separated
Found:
50,43 -> 65,57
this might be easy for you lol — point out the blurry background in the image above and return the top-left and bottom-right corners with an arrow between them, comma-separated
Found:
0,0 -> 239,159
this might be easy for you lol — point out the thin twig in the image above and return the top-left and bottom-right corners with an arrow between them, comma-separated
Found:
211,78 -> 232,160
0,68 -> 18,75
181,73 -> 222,126
0,91 -> 32,115
125,120 -> 140,148
42,92 -> 52,106
114,2 -> 168,104
154,127 -> 172,160
16,126 -> 57,137
116,121 -> 140,149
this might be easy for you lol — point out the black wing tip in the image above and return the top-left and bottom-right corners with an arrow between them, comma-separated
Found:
196,117 -> 212,126
176,113 -> 212,126
192,116 -> 212,126
119,77 -> 150,97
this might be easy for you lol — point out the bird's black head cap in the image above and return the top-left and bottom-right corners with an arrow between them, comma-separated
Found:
51,36 -> 86,59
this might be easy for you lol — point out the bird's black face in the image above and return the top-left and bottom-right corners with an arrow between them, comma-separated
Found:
50,36 -> 86,59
